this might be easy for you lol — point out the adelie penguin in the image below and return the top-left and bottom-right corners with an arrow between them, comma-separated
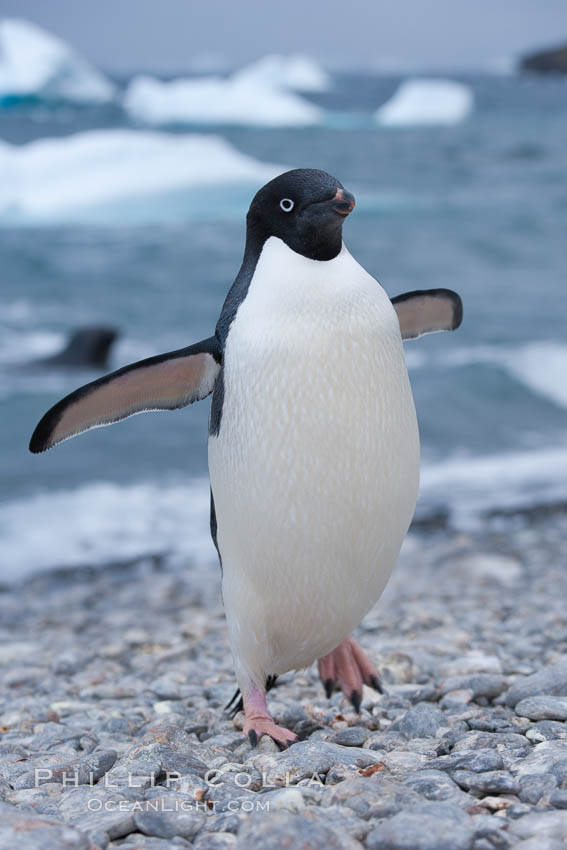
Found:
30,169 -> 463,748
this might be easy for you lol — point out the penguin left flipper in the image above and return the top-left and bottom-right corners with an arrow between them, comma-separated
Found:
29,336 -> 221,453
392,288 -> 463,340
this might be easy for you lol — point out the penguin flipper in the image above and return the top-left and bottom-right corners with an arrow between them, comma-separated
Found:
29,336 -> 221,453
391,288 -> 463,340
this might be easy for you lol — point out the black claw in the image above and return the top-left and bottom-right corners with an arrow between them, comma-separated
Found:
324,678 -> 334,699
369,675 -> 383,694
350,689 -> 362,713
248,730 -> 258,747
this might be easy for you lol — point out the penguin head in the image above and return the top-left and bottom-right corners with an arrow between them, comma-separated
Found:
247,169 -> 355,261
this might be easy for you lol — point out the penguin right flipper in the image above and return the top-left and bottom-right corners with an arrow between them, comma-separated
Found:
29,336 -> 221,453
391,288 -> 463,340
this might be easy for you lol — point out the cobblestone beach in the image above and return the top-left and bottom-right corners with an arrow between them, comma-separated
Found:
1,509 -> 567,849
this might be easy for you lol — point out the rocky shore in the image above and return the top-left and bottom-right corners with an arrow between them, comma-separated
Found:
1,509 -> 567,849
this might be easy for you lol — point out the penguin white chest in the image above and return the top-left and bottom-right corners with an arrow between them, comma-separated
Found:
208,237 -> 419,683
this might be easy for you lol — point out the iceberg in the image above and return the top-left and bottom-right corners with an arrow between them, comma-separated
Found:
0,129 -> 283,221
234,54 -> 331,92
376,78 -> 473,127
0,18 -> 115,104
123,65 -> 324,127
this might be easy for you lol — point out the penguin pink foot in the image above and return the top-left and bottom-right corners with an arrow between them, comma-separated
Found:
243,685 -> 297,749
318,636 -> 383,712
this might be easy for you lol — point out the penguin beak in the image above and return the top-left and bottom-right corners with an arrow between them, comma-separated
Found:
332,188 -> 356,216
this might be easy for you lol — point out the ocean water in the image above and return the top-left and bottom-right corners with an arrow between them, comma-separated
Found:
1,72 -> 566,580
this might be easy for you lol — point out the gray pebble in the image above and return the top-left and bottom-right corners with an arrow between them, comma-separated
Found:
235,812 -> 364,849
248,740 -> 380,786
322,775 -> 422,819
504,658 -> 567,708
515,695 -> 567,721
331,727 -> 368,747
508,809 -> 567,841
393,703 -> 447,739
438,675 -> 505,700
518,773 -> 558,804
0,800 -> 89,849
452,769 -> 517,796
366,801 -> 474,850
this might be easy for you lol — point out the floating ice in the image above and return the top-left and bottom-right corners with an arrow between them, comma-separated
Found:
376,78 -> 473,127
0,18 -> 115,104
123,67 -> 324,127
0,129 -> 283,221
234,54 -> 331,92
421,443 -> 567,528
0,479 -> 215,580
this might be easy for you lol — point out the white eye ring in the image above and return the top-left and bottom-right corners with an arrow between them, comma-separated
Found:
280,198 -> 294,212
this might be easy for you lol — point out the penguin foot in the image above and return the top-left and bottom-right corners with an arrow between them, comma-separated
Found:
242,683 -> 297,749
318,637 -> 383,711
244,715 -> 297,750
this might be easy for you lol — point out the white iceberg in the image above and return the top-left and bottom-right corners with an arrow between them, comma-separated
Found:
0,129 -> 283,220
0,18 -> 115,104
234,54 -> 331,92
123,66 -> 324,128
376,78 -> 473,127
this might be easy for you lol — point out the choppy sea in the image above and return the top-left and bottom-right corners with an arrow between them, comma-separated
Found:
1,71 -> 566,580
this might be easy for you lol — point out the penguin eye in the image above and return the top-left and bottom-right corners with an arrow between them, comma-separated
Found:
279,198 -> 294,213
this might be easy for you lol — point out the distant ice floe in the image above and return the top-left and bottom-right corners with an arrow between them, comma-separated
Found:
0,18 -> 115,104
0,479 -> 215,580
235,54 -> 331,92
0,129 -> 282,221
376,78 -> 473,127
421,444 -> 567,529
123,55 -> 327,127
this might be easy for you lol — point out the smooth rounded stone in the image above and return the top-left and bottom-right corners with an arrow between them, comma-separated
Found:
134,808 -> 206,841
508,810 -> 567,841
258,787 -> 305,812
550,788 -> 567,809
379,750 -> 430,777
504,658 -> 567,708
471,813 -> 512,848
515,696 -> 567,721
440,690 -> 474,709
323,763 -> 362,786
194,833 -> 237,850
106,724 -> 208,787
392,703 -> 447,739
452,769 -> 517,796
53,786 -> 137,840
526,721 -> 567,743
404,770 -> 475,806
514,840 -> 567,850
0,801 -> 89,850
322,775 -> 422,820
451,731 -> 528,752
331,728 -> 368,748
440,654 -> 503,677
382,683 -> 438,703
509,740 -> 567,780
118,835 -> 192,849
13,748 -> 117,790
366,801 -> 475,850
518,773 -> 558,804
365,731 -> 408,752
235,812 -> 364,849
433,748 -> 505,774
248,741 -> 380,787
438,675 -> 505,700
467,710 -> 527,734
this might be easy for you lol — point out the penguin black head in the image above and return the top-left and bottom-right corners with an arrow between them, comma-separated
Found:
247,169 -> 356,262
